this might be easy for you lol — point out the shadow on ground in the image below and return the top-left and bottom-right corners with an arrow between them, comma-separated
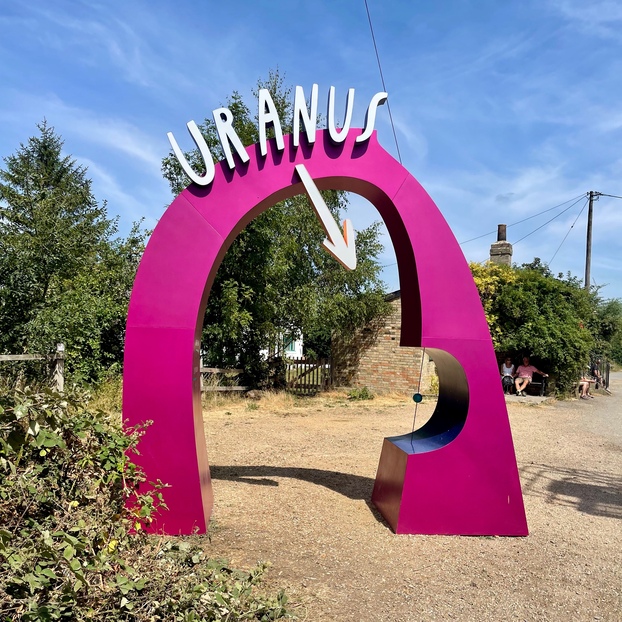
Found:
210,464 -> 395,530
520,463 -> 622,519
210,465 -> 375,500
212,462 -> 622,521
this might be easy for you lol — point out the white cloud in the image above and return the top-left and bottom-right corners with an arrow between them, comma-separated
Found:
548,0 -> 622,37
0,90 -> 164,173
79,157 -> 163,229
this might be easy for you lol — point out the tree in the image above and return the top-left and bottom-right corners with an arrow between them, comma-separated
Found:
161,71 -> 389,382
471,260 -> 596,392
593,298 -> 622,364
0,122 -> 147,382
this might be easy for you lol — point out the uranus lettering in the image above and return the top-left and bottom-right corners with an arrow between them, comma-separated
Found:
168,85 -> 388,187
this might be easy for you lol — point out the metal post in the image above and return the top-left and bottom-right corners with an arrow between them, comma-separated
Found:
584,191 -> 594,290
54,343 -> 65,392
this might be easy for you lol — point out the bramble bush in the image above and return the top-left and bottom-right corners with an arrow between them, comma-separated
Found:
0,386 -> 291,621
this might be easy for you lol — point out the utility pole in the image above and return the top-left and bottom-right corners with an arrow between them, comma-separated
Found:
584,191 -> 594,291
584,191 -> 621,290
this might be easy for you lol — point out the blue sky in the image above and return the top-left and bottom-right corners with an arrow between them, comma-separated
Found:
1,0 -> 621,299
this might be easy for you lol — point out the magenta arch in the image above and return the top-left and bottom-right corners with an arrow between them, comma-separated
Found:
123,130 -> 528,536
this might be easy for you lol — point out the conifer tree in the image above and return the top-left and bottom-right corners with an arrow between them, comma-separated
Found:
0,122 -> 146,381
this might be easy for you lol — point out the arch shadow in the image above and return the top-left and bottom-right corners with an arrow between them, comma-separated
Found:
210,464 -> 375,501
211,463 -> 392,529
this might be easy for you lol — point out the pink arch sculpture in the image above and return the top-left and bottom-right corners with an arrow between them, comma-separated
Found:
123,129 -> 528,536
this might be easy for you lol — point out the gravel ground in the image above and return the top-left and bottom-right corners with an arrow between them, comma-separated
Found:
201,375 -> 622,621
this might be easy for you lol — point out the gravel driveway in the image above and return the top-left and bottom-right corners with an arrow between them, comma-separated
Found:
202,377 -> 622,621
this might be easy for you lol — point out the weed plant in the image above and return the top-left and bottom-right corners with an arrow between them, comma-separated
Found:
0,386 -> 290,621
347,387 -> 374,401
88,373 -> 124,417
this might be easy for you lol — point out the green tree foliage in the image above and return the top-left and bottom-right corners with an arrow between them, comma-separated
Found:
0,386 -> 290,620
0,122 -> 147,382
593,298 -> 622,364
471,259 -> 596,392
162,72 -> 389,380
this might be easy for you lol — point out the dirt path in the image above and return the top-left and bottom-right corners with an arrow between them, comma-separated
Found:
201,383 -> 621,621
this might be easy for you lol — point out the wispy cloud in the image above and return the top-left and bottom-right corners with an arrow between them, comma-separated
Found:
7,4 -> 154,87
68,111 -> 164,171
1,1 -> 250,98
79,157 -> 163,228
548,0 -> 622,38
0,90 -> 164,172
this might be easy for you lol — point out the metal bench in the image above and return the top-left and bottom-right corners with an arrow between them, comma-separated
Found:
524,372 -> 548,396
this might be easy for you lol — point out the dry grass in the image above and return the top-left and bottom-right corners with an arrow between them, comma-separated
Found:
88,375 -> 123,416
87,376 -> 433,419
201,388 -> 430,418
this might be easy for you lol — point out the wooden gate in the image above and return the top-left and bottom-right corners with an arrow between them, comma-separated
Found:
285,358 -> 332,395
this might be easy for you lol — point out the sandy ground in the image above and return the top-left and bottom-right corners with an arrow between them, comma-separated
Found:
201,377 -> 622,621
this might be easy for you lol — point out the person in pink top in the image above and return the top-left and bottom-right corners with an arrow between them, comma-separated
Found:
514,356 -> 548,396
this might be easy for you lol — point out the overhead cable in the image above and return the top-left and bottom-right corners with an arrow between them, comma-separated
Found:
512,195 -> 586,245
548,197 -> 589,266
364,0 -> 402,164
459,193 -> 586,245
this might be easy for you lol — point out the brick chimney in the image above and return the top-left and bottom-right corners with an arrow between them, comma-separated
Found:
489,224 -> 513,265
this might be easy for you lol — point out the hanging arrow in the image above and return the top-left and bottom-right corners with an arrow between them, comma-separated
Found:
294,163 -> 357,271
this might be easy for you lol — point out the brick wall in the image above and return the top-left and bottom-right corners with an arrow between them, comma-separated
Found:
332,294 -> 435,394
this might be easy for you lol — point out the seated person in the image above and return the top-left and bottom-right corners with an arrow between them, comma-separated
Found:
578,373 -> 595,399
514,356 -> 548,396
500,357 -> 515,395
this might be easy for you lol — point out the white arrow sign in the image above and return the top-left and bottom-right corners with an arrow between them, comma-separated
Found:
294,164 -> 357,271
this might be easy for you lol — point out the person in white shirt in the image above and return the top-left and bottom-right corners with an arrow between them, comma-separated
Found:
500,357 -> 515,395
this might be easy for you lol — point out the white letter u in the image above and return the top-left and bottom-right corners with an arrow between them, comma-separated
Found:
167,121 -> 215,187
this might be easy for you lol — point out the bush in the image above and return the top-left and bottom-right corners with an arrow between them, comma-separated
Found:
471,260 -> 595,393
347,386 -> 374,401
0,386 -> 291,621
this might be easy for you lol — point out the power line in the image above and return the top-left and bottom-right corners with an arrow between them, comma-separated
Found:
459,193 -> 585,245
364,0 -> 402,164
459,229 -> 498,245
512,195 -> 585,245
384,193 -> 588,266
548,197 -> 588,266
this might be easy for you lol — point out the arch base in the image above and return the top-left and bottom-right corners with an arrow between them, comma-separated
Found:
372,435 -> 529,536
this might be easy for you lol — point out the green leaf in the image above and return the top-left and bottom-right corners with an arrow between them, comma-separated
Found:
14,405 -> 27,420
40,568 -> 57,579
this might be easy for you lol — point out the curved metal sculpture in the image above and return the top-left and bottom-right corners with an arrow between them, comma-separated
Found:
123,130 -> 528,536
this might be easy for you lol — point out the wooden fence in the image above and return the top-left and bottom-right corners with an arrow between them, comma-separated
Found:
0,344 -> 65,391
199,360 -> 333,395
285,358 -> 332,395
